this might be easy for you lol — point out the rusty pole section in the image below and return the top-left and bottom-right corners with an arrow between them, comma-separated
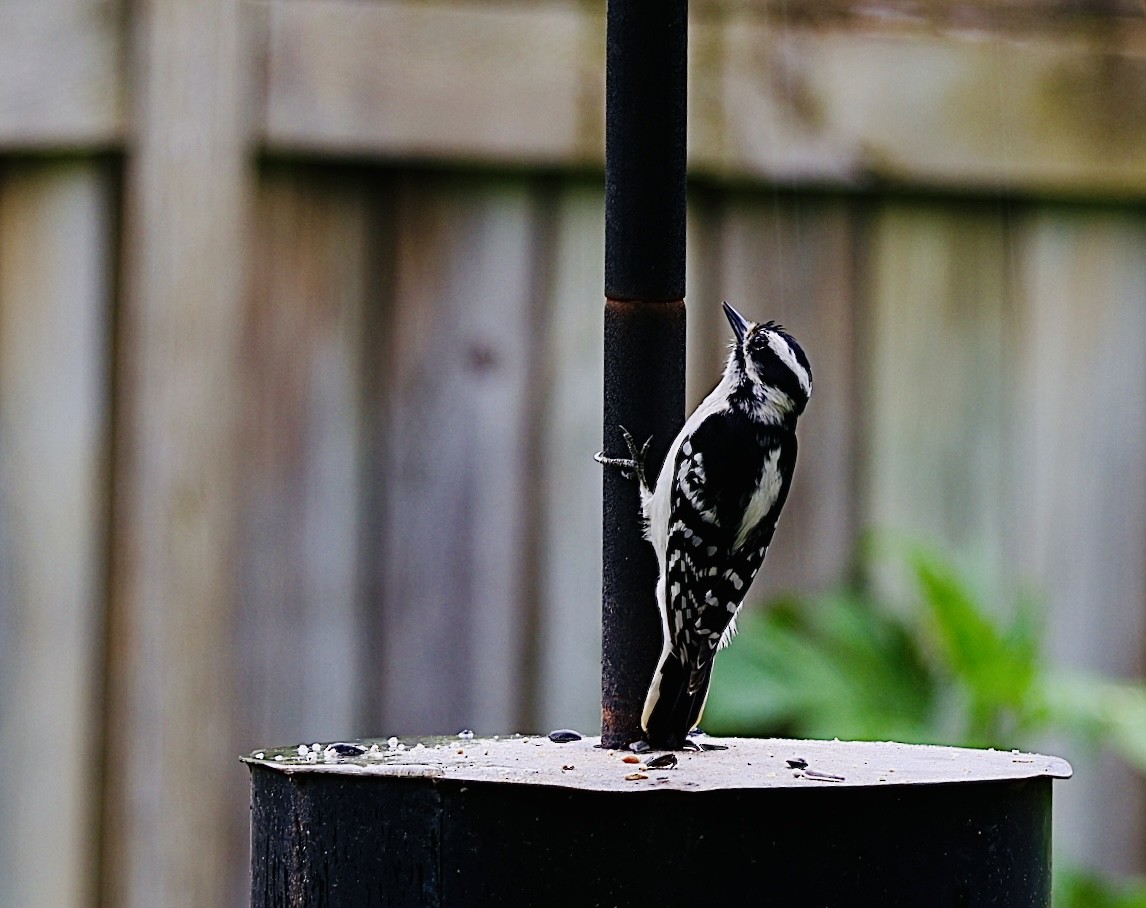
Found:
601,0 -> 687,748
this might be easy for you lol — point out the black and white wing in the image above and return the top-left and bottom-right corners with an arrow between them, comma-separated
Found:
643,410 -> 796,747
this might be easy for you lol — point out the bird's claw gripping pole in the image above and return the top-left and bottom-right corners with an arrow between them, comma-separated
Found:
594,426 -> 652,494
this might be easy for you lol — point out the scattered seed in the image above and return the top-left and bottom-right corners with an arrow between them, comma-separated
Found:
786,758 -> 808,770
561,764 -> 575,771
625,772 -> 648,781
699,743 -> 728,752
325,742 -> 367,758
647,753 -> 678,770
458,729 -> 475,740
548,729 -> 583,744
803,769 -> 846,783
622,755 -> 641,764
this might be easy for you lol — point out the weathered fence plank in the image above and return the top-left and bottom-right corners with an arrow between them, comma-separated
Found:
10,1 -> 1146,199
863,201 -> 1013,576
260,0 -> 604,166
368,175 -> 543,737
0,0 -> 122,148
1012,208 -> 1146,873
861,199 -> 1146,874
259,1 -> 1146,197
102,0 -> 251,904
0,160 -> 111,908
237,166 -> 371,746
536,182 -> 605,733
704,15 -> 1146,196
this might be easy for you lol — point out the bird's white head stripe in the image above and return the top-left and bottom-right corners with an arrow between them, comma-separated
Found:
766,330 -> 811,397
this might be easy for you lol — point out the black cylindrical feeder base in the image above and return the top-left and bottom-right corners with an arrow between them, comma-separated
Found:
246,736 -> 1070,907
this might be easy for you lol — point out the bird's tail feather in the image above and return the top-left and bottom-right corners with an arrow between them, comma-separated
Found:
642,652 -> 714,750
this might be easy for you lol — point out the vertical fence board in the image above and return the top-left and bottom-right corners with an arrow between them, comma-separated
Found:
536,182 -> 604,733
702,193 -> 859,598
0,161 -> 111,908
371,176 -> 538,737
862,199 -> 1146,874
237,166 -> 369,746
1012,208 -> 1146,873
103,0 -> 251,904
863,201 -> 1013,578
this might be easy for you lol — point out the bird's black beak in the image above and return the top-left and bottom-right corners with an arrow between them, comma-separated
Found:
722,301 -> 750,343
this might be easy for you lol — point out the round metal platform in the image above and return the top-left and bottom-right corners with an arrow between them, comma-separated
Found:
246,734 -> 1071,907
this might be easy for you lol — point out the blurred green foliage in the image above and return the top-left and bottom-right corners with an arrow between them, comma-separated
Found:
703,536 -> 1146,907
1054,872 -> 1146,908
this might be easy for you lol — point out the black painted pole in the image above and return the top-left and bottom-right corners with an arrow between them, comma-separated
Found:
601,0 -> 688,748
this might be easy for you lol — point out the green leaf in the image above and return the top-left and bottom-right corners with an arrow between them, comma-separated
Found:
1055,869 -> 1146,908
905,546 -> 1039,742
1044,673 -> 1146,774
705,589 -> 935,743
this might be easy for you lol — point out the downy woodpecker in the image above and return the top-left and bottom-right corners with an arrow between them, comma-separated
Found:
598,301 -> 811,749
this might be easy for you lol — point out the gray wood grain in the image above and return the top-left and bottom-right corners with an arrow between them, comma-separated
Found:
535,182 -> 605,734
5,0 -> 1146,196
102,0 -> 252,904
1011,208 -> 1146,873
0,0 -> 122,147
237,165 -> 369,746
863,201 -> 1012,581
0,160 -> 111,908
368,175 -> 540,737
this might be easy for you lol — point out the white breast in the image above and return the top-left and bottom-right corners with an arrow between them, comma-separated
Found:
733,447 -> 782,550
642,370 -> 735,559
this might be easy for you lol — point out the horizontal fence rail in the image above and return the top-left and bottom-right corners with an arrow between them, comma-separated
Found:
5,1 -> 1146,196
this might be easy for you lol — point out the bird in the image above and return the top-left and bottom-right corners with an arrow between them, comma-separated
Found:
597,301 -> 811,749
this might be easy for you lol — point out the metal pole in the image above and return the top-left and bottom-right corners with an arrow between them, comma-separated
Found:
601,0 -> 687,749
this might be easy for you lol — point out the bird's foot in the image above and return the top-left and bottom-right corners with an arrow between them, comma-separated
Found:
594,426 -> 652,493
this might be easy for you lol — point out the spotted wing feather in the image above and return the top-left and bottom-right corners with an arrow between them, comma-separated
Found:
666,411 -> 794,668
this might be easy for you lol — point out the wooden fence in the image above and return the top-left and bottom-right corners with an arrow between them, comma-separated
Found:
3,0 -> 1146,904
